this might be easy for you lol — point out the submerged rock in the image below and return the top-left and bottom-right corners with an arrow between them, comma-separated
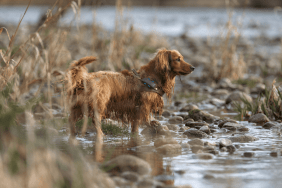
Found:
101,155 -> 151,175
184,128 -> 208,138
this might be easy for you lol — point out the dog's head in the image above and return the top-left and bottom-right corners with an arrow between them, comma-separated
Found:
154,49 -> 195,78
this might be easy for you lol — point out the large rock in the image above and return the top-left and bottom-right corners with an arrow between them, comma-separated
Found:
156,144 -> 182,155
154,137 -> 178,147
229,135 -> 258,143
184,128 -> 208,138
248,113 -> 270,124
225,91 -> 252,104
101,155 -> 151,175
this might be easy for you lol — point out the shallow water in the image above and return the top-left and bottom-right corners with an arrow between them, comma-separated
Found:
51,111 -> 282,188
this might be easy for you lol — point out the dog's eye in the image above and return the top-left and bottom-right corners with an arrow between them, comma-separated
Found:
177,58 -> 181,61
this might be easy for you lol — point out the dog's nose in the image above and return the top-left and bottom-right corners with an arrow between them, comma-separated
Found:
190,66 -> 195,71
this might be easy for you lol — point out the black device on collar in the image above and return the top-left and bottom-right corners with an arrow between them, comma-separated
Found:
132,69 -> 165,96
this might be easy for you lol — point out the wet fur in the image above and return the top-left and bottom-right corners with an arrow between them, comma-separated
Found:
66,49 -> 194,137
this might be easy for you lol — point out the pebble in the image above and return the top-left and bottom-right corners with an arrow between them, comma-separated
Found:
181,143 -> 190,149
168,116 -> 183,124
263,122 -> 277,129
154,137 -> 178,147
166,124 -> 180,131
220,147 -> 228,152
248,113 -> 270,124
221,122 -> 243,131
270,151 -> 278,157
188,138 -> 204,146
229,135 -> 258,142
218,119 -> 238,128
101,155 -> 151,175
188,110 -> 219,123
226,145 -> 236,153
121,171 -> 140,182
162,110 -> 172,117
219,138 -> 232,147
191,145 -> 204,153
185,121 -> 209,128
194,153 -> 214,160
199,125 -> 211,134
156,144 -> 182,155
180,104 -> 199,112
225,91 -> 253,104
184,128 -> 208,138
243,152 -> 254,157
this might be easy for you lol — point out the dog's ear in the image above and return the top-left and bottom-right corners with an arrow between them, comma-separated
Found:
155,49 -> 171,76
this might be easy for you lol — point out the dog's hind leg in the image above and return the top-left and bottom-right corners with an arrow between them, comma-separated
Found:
92,111 -> 103,162
69,107 -> 83,137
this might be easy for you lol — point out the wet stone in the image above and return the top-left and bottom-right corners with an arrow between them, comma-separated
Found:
203,174 -> 215,179
185,121 -> 209,128
220,147 -> 228,152
222,122 -> 243,131
189,110 -> 219,123
219,138 -> 232,147
191,145 -> 204,153
218,119 -> 238,128
199,125 -> 211,134
154,137 -> 178,147
121,171 -> 140,182
112,177 -> 131,187
166,124 -> 180,131
188,138 -> 204,146
168,116 -> 183,124
181,143 -> 190,149
179,126 -> 190,132
162,110 -> 172,117
270,151 -> 278,157
180,104 -> 199,112
243,152 -> 254,157
225,91 -> 253,104
248,113 -> 270,124
137,178 -> 164,188
184,128 -> 208,139
263,122 -> 277,129
194,153 -> 214,160
101,155 -> 151,175
226,145 -> 236,153
229,135 -> 258,143
238,127 -> 249,132
156,144 -> 182,155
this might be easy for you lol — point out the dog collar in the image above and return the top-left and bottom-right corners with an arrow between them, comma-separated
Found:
132,69 -> 165,96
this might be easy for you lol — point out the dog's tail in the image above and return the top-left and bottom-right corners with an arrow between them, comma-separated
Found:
70,56 -> 97,67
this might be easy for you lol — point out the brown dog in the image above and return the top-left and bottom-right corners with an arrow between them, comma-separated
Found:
66,49 -> 194,139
